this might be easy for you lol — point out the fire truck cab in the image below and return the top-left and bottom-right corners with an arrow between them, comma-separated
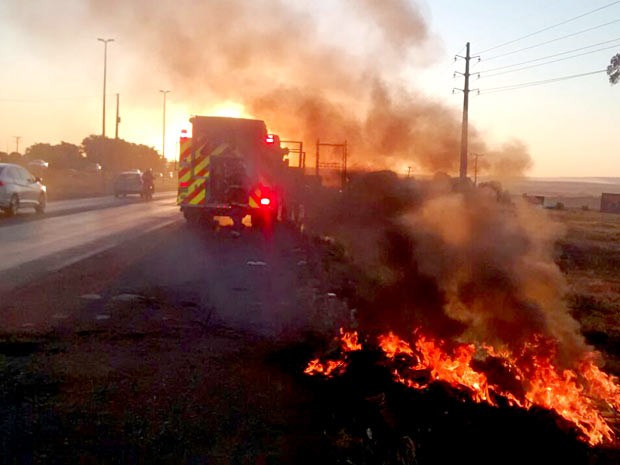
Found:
177,116 -> 291,229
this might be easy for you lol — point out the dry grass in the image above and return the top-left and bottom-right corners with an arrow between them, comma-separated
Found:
550,209 -> 620,373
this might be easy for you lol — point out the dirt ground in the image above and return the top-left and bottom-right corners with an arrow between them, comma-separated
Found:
0,220 -> 350,464
2,206 -> 620,464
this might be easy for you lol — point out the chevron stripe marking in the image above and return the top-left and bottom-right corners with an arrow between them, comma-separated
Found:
183,178 -> 206,204
210,143 -> 229,157
195,156 -> 210,178
188,188 -> 206,205
179,138 -> 192,162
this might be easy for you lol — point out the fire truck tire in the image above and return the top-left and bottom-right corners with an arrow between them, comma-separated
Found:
251,213 -> 264,229
183,209 -> 200,224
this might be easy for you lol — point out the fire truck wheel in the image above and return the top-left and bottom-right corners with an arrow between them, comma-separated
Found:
250,212 -> 263,229
230,208 -> 245,231
183,209 -> 200,224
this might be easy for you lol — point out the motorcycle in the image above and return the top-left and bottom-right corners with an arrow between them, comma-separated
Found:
142,181 -> 154,201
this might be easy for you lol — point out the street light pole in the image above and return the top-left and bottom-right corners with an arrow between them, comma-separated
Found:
159,90 -> 171,159
97,38 -> 114,139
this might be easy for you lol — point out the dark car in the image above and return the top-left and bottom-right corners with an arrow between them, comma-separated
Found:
113,170 -> 143,197
0,163 -> 47,216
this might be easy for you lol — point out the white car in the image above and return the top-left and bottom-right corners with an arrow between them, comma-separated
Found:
28,159 -> 49,169
0,163 -> 47,216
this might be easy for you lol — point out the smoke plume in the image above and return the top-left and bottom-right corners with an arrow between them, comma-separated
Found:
6,0 -> 532,177
307,172 -> 589,368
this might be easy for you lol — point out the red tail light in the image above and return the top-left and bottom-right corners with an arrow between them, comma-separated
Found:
260,197 -> 271,206
265,134 -> 275,144
179,181 -> 189,188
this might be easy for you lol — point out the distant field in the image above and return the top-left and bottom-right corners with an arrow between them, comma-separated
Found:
504,177 -> 620,211
551,208 -> 620,374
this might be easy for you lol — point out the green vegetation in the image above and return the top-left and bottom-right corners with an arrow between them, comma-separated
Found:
0,135 -> 167,174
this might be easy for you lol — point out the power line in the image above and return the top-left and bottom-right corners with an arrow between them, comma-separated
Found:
481,44 -> 620,78
483,18 -> 620,61
476,0 -> 620,54
0,95 -> 99,103
477,37 -> 620,74
479,69 -> 606,94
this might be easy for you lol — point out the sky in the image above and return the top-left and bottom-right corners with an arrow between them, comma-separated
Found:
0,0 -> 619,178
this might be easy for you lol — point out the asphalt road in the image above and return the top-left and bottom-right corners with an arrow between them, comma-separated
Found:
0,191 -> 337,463
0,192 -> 328,336
0,192 -> 180,292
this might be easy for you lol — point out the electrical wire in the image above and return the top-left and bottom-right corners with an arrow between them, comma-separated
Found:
0,96 -> 99,103
476,0 -> 620,54
477,37 -> 620,74
481,44 -> 620,78
483,18 -> 620,61
479,69 -> 607,94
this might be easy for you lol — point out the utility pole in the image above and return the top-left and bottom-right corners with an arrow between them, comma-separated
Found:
160,90 -> 171,159
14,136 -> 21,154
115,93 -> 120,139
454,42 -> 479,183
97,38 -> 114,139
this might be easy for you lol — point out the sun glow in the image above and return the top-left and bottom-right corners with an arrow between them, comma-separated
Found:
206,101 -> 252,119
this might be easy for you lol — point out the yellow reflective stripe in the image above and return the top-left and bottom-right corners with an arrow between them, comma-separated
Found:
195,155 -> 210,178
179,138 -> 192,162
179,170 -> 191,183
182,178 -> 206,205
189,187 -> 207,205
188,188 -> 206,205
210,143 -> 229,156
248,197 -> 258,208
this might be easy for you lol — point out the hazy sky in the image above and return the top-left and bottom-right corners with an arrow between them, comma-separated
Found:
1,0 -> 618,178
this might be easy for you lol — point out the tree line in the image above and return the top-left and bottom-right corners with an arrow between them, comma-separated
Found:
0,136 -> 169,173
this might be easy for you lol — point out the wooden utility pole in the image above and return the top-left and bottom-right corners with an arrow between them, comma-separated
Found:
454,42 -> 479,182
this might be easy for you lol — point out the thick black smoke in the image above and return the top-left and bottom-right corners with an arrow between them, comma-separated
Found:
306,171 -> 589,368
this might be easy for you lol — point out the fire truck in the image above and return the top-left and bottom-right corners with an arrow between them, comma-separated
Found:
177,116 -> 302,229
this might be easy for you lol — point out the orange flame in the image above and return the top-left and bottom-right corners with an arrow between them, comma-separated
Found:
307,329 -> 620,446
340,328 -> 362,352
304,358 -> 347,377
304,329 -> 361,377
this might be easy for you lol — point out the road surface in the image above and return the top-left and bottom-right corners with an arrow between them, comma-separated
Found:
0,192 -> 331,335
0,190 -> 340,462
0,193 -> 180,292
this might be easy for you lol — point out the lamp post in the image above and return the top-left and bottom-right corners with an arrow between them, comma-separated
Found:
97,38 -> 114,139
159,90 -> 171,159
